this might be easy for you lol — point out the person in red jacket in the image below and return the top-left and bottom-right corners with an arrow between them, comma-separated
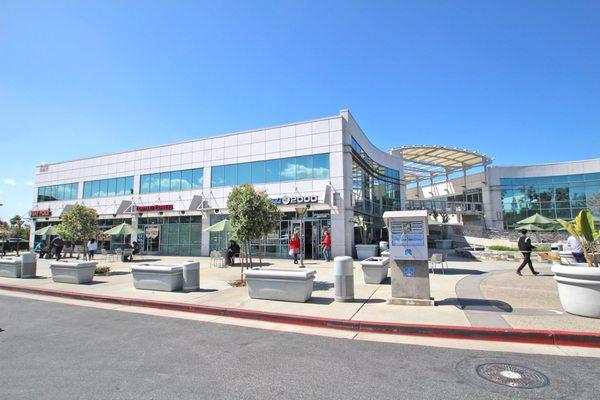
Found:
289,231 -> 301,264
321,230 -> 331,261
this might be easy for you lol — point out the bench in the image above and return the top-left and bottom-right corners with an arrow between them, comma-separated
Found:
244,268 -> 316,303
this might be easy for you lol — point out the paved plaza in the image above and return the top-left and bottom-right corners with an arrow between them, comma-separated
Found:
1,253 -> 599,334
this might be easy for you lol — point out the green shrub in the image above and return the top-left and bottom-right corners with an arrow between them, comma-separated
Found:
488,245 -> 518,251
95,266 -> 111,275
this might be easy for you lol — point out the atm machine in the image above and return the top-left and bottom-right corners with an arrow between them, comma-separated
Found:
382,210 -> 434,306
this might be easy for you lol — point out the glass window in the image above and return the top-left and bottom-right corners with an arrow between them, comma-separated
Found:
83,182 -> 92,199
237,162 -> 252,185
280,157 -> 296,181
224,165 -> 237,186
149,173 -> 160,193
181,169 -> 193,190
107,178 -> 117,197
115,178 -> 124,196
126,177 -> 134,195
170,170 -> 181,191
211,166 -> 224,187
160,172 -> 170,192
56,184 -> 65,200
140,175 -> 150,194
296,156 -> 313,180
91,180 -> 100,198
252,161 -> 265,184
314,154 -> 330,179
192,168 -> 203,189
265,159 -> 280,183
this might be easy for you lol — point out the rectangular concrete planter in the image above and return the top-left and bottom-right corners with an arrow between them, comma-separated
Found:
355,244 -> 379,260
50,261 -> 98,284
131,264 -> 184,292
360,256 -> 390,284
0,253 -> 37,278
244,268 -> 316,303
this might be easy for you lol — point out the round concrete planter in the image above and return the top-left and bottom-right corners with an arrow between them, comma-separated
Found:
551,264 -> 600,318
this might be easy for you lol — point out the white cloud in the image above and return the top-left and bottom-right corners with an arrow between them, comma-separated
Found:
3,178 -> 16,186
25,181 -> 34,186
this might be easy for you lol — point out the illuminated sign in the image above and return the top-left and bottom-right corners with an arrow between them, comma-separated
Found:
135,204 -> 174,212
272,195 -> 319,205
31,209 -> 52,217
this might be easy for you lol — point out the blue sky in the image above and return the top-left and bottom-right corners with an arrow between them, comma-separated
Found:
1,1 -> 599,221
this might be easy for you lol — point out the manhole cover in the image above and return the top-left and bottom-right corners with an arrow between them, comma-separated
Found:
476,363 -> 549,389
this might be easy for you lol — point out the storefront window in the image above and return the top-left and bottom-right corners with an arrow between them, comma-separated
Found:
38,182 -> 79,202
140,168 -> 203,194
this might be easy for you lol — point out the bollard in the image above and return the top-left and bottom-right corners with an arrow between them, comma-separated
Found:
333,256 -> 354,302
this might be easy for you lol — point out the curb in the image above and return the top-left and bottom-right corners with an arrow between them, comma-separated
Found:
1,282 -> 600,348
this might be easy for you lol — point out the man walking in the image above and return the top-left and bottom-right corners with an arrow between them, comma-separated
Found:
516,229 -> 539,276
51,236 -> 64,261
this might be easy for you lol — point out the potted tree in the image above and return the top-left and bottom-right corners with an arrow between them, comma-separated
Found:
354,215 -> 378,260
552,210 -> 600,318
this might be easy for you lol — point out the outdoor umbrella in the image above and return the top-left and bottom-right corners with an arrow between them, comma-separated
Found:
34,225 -> 57,236
516,213 -> 556,226
103,223 -> 144,236
514,223 -> 544,232
203,219 -> 233,250
202,219 -> 233,233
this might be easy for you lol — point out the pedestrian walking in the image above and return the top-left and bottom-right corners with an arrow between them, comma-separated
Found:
289,231 -> 301,264
516,229 -> 539,275
87,239 -> 97,260
321,229 -> 331,261
567,234 -> 586,263
51,236 -> 64,261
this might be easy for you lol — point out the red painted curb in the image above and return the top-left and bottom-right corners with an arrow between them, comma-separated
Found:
2,282 -> 600,348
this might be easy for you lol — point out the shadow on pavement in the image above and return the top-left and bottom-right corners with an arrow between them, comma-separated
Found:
437,297 -> 513,312
436,268 -> 486,275
308,297 -> 335,305
313,281 -> 334,291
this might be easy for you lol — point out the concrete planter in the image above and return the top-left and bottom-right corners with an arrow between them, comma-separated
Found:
50,261 -> 98,284
0,253 -> 37,278
360,256 -> 390,284
355,244 -> 379,260
435,240 -> 452,249
131,264 -> 183,292
245,268 -> 316,303
551,264 -> 600,318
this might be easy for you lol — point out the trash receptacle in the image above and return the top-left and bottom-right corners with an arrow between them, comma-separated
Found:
182,261 -> 200,291
333,256 -> 354,302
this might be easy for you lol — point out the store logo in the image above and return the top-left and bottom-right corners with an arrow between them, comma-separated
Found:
31,209 -> 52,217
273,195 -> 319,205
135,204 -> 174,212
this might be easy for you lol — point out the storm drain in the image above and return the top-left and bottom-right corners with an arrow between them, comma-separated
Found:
476,363 -> 549,389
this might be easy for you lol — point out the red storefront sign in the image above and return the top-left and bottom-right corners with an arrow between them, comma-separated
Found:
31,209 -> 52,217
135,204 -> 174,212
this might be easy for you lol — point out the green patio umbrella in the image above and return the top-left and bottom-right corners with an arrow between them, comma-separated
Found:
103,223 -> 144,236
34,225 -> 57,236
516,213 -> 556,226
514,223 -> 544,232
203,219 -> 232,233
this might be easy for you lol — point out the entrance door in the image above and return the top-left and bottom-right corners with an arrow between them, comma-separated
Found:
143,225 -> 161,254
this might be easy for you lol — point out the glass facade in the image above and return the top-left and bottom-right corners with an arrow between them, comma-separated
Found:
211,154 -> 330,187
138,216 -> 203,256
83,177 -> 134,199
351,137 -> 402,244
140,168 -> 203,194
500,173 -> 600,228
37,183 -> 79,202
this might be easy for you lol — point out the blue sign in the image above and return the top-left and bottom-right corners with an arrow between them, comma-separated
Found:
404,267 -> 415,277
404,249 -> 413,256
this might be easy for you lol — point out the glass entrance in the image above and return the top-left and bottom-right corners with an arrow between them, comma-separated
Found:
142,225 -> 161,254
291,219 -> 326,260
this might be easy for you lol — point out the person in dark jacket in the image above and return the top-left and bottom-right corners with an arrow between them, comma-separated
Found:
516,229 -> 539,275
51,236 -> 64,261
226,240 -> 240,265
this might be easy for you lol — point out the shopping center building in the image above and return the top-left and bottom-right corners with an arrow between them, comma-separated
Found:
30,110 -> 404,258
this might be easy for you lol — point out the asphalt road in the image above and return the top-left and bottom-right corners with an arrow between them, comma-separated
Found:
1,295 -> 599,400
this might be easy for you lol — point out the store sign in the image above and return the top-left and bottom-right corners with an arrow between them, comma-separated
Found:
31,209 -> 52,217
273,195 -> 319,205
135,204 -> 174,212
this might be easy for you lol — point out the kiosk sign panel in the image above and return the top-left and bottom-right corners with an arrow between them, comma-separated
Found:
385,211 -> 429,261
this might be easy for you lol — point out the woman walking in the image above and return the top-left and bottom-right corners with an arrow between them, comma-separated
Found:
289,231 -> 301,265
321,230 -> 331,261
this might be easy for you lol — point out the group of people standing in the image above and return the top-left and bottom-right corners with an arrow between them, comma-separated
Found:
288,228 -> 331,265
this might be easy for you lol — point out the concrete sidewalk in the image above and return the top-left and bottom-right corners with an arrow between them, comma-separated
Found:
2,253 -> 599,335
